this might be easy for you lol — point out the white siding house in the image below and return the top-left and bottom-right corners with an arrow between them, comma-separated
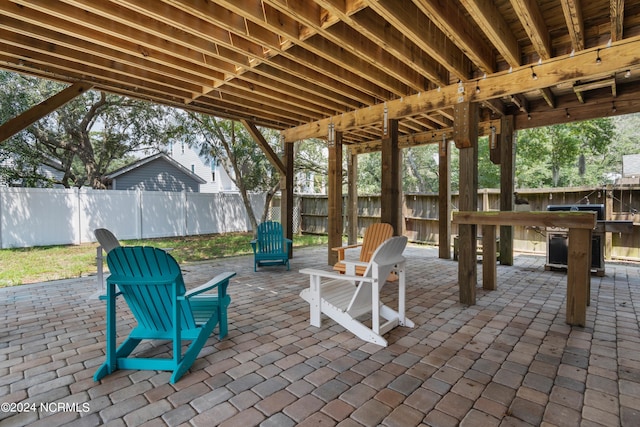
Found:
168,143 -> 238,193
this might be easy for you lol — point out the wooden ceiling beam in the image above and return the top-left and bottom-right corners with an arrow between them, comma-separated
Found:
20,0 -> 238,79
367,0 -> 473,81
561,0 -> 585,51
167,0 -> 382,104
517,82 -> 640,130
210,0 -> 406,99
510,0 -> 551,60
539,87 -> 556,108
264,1 -> 429,93
459,0 -> 521,68
122,0 -> 380,108
412,0 -> 495,74
314,3 -> 449,86
0,37 -> 201,99
0,23 -> 331,123
282,36 -> 640,141
611,0 -> 625,42
349,120 -> 501,154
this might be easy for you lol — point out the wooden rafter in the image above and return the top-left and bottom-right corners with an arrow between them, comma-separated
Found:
611,0 -> 625,42
1,0 -> 638,145
367,0 -> 473,81
561,0 -> 585,51
412,0 -> 495,74
282,36 -> 640,141
510,0 -> 551,60
459,0 -> 521,67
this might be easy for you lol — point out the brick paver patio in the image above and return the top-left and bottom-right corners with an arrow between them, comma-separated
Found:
1,244 -> 639,426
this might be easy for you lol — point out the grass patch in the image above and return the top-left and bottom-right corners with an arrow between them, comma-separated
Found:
0,232 -> 328,287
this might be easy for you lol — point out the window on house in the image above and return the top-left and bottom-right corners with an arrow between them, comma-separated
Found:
191,164 -> 195,173
181,143 -> 185,154
211,160 -> 216,182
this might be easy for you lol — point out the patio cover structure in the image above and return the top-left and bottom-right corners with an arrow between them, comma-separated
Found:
2,0 -> 640,272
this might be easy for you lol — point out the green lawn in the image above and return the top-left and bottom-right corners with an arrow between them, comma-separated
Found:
0,232 -> 328,287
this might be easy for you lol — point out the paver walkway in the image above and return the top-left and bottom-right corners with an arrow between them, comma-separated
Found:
1,244 -> 639,426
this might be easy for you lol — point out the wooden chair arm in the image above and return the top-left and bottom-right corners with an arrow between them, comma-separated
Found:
331,243 -> 362,261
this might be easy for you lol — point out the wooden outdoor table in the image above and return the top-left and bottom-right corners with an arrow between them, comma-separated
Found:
452,211 -> 597,327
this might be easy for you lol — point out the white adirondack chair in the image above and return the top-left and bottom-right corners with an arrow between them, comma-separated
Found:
94,228 -> 121,293
299,236 -> 414,346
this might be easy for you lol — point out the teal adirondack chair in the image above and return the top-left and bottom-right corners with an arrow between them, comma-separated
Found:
251,221 -> 292,271
93,246 -> 235,384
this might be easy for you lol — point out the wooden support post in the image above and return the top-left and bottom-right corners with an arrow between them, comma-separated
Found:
455,102 -> 479,305
499,116 -> 515,266
381,119 -> 402,235
280,141 -> 294,256
605,189 -> 613,260
327,131 -> 343,265
482,225 -> 497,290
438,139 -> 451,259
347,149 -> 358,245
566,228 -> 592,326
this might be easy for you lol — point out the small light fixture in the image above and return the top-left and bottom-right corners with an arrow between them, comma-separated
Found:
527,113 -> 532,120
625,69 -> 631,78
596,48 -> 602,64
475,81 -> 481,94
565,108 -> 571,119
612,102 -> 617,113
531,66 -> 538,80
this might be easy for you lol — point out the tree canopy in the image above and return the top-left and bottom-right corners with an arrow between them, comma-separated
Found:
516,118 -> 615,188
0,71 -> 177,188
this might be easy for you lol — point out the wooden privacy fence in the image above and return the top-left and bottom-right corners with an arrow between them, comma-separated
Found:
296,186 -> 640,262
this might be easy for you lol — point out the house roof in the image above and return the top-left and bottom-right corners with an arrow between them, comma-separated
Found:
1,1 -> 640,147
105,152 -> 207,184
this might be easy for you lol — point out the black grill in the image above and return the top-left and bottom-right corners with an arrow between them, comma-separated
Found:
545,204 -> 604,274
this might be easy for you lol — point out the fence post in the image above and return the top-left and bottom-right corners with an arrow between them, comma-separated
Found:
182,190 -> 187,236
0,188 -> 3,249
75,187 -> 81,245
137,189 -> 143,239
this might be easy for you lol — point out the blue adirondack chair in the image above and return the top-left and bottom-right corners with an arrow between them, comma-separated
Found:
93,246 -> 235,384
251,221 -> 292,271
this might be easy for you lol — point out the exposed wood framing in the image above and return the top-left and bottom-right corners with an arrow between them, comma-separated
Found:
281,36 -> 640,142
0,82 -> 94,142
327,130 -> 343,265
456,102 -> 479,306
241,120 -> 286,173
438,140 -> 451,260
561,0 -> 585,51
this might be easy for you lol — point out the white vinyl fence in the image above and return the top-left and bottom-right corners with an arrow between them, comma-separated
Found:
0,187 -> 266,248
